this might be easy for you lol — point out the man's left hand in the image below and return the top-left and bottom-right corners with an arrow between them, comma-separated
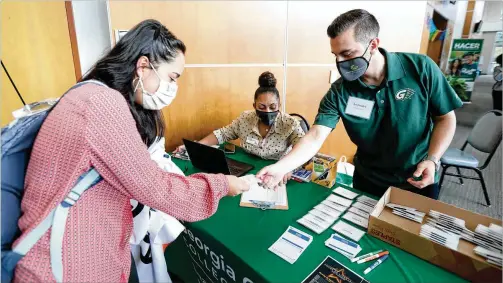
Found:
407,160 -> 436,189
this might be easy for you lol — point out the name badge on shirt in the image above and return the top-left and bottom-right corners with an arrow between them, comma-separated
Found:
345,97 -> 375,119
246,136 -> 259,146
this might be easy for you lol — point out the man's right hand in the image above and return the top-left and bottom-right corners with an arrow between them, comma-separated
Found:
256,164 -> 289,189
226,175 -> 250,197
256,125 -> 331,188
173,145 -> 185,153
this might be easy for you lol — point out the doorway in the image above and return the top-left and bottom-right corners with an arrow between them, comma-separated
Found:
427,11 -> 449,65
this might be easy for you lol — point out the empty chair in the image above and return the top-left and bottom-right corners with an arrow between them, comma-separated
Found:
439,110 -> 502,206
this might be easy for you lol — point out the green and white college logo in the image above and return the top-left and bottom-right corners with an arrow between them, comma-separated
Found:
395,88 -> 415,100
350,65 -> 359,71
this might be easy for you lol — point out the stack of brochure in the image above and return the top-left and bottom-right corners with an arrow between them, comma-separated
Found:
297,194 -> 350,234
468,224 -> 502,266
420,221 -> 461,251
342,195 -> 377,229
386,203 -> 426,223
325,233 -> 362,259
419,210 -> 466,251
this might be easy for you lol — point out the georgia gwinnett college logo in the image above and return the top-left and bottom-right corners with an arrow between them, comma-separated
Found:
395,88 -> 415,100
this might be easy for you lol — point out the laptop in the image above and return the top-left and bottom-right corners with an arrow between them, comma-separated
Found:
182,139 -> 254,176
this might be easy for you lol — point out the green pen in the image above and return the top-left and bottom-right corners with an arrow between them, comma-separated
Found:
350,249 -> 383,263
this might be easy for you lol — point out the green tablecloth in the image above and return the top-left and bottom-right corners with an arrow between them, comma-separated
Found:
165,148 -> 466,283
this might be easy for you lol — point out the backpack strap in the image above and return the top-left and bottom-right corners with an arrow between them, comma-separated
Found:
5,80 -> 107,282
50,168 -> 102,282
11,211 -> 55,256
11,168 -> 102,282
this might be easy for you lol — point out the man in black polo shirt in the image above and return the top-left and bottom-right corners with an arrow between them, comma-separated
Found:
257,9 -> 462,199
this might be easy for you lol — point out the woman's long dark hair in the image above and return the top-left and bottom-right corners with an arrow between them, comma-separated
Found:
449,59 -> 461,76
82,19 -> 186,146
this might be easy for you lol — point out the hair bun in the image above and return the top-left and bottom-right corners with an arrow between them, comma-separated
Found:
258,71 -> 277,88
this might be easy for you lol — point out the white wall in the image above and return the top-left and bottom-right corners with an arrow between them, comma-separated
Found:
480,32 -> 497,74
428,0 -> 458,21
72,1 -> 111,76
452,0 -> 468,39
481,1 -> 503,32
480,1 -> 502,73
482,1 -> 502,22
470,1 -> 485,35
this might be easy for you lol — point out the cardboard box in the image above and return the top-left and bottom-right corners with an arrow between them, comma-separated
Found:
368,187 -> 502,283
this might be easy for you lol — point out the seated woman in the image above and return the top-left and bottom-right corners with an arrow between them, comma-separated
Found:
176,71 -> 306,161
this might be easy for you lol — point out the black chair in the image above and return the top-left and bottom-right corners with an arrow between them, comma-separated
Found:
289,113 -> 310,134
439,110 -> 502,206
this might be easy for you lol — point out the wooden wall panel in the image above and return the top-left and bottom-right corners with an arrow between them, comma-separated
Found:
109,1 -> 287,64
163,67 -> 284,151
285,67 -> 357,161
462,0 -> 476,38
287,1 -> 427,63
1,2 -> 76,126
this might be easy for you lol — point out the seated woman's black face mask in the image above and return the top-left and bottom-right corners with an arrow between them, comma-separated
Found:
256,110 -> 279,126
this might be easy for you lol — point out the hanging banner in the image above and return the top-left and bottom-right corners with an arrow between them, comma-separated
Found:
447,39 -> 484,102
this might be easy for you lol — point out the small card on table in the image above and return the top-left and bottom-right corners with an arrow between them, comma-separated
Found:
348,206 -> 370,219
315,204 -> 342,219
333,186 -> 359,200
332,220 -> 365,242
326,194 -> 353,207
343,212 -> 369,229
352,201 -> 374,214
298,215 -> 330,234
322,200 -> 349,213
357,195 -> 378,207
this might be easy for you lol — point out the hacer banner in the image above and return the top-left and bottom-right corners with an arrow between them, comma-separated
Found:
447,39 -> 484,102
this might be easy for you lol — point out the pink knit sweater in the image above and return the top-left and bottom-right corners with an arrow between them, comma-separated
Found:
13,83 -> 229,282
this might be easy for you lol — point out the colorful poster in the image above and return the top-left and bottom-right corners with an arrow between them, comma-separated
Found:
447,39 -> 484,102
302,256 -> 369,283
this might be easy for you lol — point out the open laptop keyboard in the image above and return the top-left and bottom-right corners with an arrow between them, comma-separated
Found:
228,165 -> 242,175
226,159 -> 244,175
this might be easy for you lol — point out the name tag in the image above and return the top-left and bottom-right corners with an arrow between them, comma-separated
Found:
343,211 -> 369,229
345,97 -> 374,119
246,136 -> 259,146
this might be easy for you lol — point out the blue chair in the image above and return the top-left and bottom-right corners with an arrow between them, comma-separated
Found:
439,110 -> 502,206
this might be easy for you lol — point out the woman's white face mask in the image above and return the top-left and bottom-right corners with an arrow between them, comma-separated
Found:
135,63 -> 178,110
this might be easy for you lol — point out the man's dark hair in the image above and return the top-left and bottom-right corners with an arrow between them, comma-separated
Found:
327,9 -> 379,43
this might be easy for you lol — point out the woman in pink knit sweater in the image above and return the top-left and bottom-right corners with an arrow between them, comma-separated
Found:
13,19 -> 249,282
